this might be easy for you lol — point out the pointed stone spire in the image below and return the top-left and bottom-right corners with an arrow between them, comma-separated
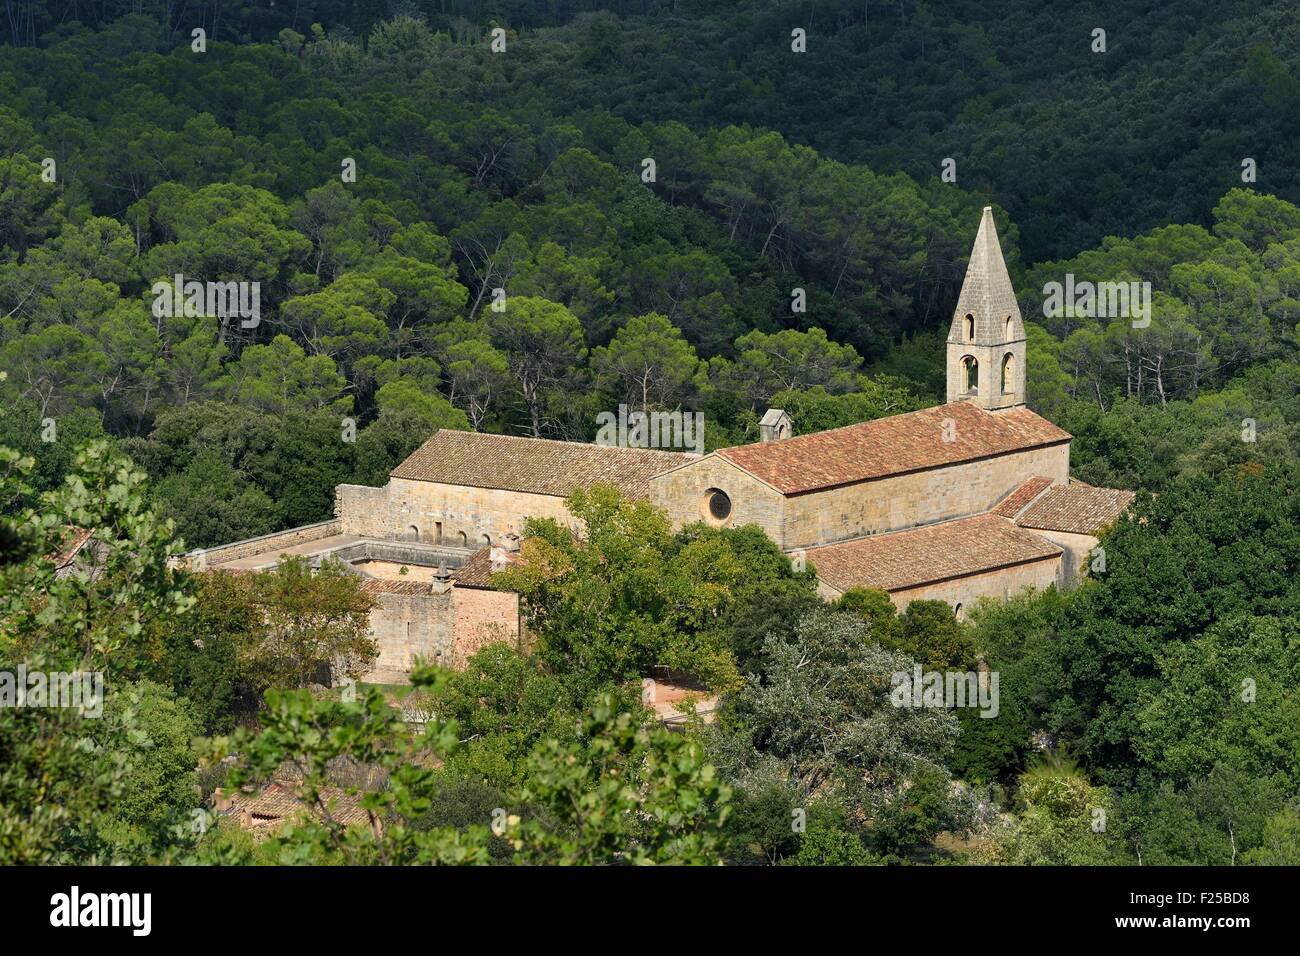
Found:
945,206 -> 1026,410
949,206 -> 1022,344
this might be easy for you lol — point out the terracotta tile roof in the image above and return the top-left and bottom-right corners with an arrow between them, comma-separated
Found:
227,782 -> 372,829
358,577 -> 438,596
1016,484 -> 1136,535
714,402 -> 1069,495
391,430 -> 696,499
804,514 -> 1062,594
993,476 -> 1055,518
453,546 -> 518,588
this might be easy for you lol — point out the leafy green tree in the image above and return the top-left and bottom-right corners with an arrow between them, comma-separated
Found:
728,580 -> 824,676
487,296 -> 587,437
768,380 -> 923,434
1243,808 -> 1300,865
786,819 -> 883,866
90,680 -> 202,861
166,570 -> 256,734
1,324 -> 106,417
352,407 -> 437,487
0,149 -> 63,254
198,680 -> 730,866
591,311 -> 705,413
893,600 -> 978,671
430,322 -> 512,430
834,588 -> 902,642
1040,464 -> 1300,783
497,486 -> 811,693
980,757 -> 1129,865
420,643 -> 581,789
1124,767 -> 1283,866
372,379 -> 469,433
1,440 -> 193,675
717,327 -> 863,408
137,182 -> 311,321
512,693 -> 732,865
223,335 -> 352,417
233,557 -> 378,692
1135,615 -> 1300,791
709,607 -> 962,857
255,410 -> 357,528
278,273 -> 392,369
199,682 -> 493,866
152,448 -> 279,549
0,441 -> 194,864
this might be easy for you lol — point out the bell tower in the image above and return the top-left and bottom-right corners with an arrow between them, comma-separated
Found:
946,206 -> 1026,412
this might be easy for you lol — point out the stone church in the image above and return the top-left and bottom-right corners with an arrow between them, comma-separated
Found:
196,207 -> 1133,682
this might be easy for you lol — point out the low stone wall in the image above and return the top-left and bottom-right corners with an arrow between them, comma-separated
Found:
197,520 -> 341,567
325,540 -> 473,568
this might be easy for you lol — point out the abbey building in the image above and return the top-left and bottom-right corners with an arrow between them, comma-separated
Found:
196,207 -> 1133,682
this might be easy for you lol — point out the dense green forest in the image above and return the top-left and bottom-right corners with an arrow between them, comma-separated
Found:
9,0 -> 1300,261
4,4 -> 1299,540
3,4 -> 1300,866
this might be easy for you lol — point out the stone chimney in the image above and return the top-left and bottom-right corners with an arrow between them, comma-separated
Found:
758,408 -> 792,442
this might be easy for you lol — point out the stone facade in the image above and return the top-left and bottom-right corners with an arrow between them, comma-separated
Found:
363,582 -> 523,683
365,584 -> 454,684
650,456 -> 786,543
778,444 -> 1068,551
452,587 -> 524,669
337,478 -> 575,546
651,441 -> 1068,552
1025,528 -> 1101,587
817,555 -> 1062,619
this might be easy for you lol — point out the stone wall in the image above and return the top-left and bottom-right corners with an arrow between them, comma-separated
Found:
780,443 -> 1070,551
649,456 -> 786,541
452,587 -> 522,669
817,554 -> 1061,617
337,478 -> 574,546
1026,528 -> 1099,587
363,583 -> 454,684
335,484 -> 391,536
360,583 -> 523,684
197,519 -> 341,567
650,443 -> 1069,550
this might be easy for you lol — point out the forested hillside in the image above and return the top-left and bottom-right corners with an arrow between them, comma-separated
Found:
4,6 -> 1298,543
3,4 -> 1300,869
9,1 -> 1300,261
